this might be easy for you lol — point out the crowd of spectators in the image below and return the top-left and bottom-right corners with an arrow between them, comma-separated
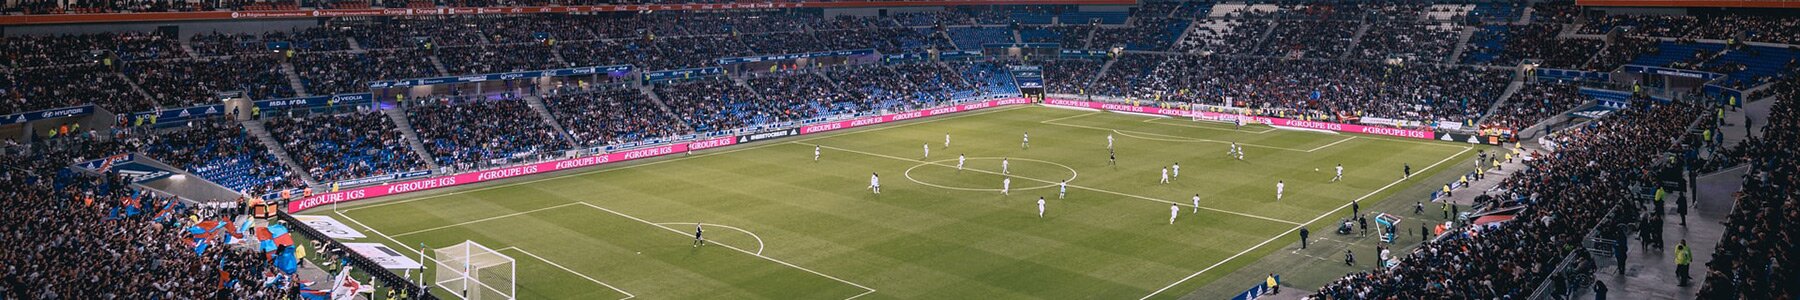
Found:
1697,76 -> 1799,299
826,64 -> 929,111
434,44 -> 564,75
1091,18 -> 1188,51
406,95 -> 567,168
1257,20 -> 1361,58
1462,24 -> 1604,69
1087,54 -> 1165,97
544,85 -> 685,147
122,56 -> 296,105
0,131 -> 308,299
1351,22 -> 1461,61
188,28 -> 352,57
652,77 -> 762,133
0,31 -> 186,68
1,64 -> 154,114
292,51 -> 441,95
1105,55 -> 1509,123
1483,81 -> 1586,131
1313,101 -> 1701,299
140,118 -> 294,193
265,110 -> 428,183
744,71 -> 839,117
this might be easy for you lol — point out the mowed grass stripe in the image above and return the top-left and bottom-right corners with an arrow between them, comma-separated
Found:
334,106 -> 1463,299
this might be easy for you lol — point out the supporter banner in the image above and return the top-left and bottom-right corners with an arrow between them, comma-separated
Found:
643,67 -> 725,82
737,128 -> 800,143
716,49 -> 875,65
78,154 -> 180,183
292,215 -> 368,240
1359,117 -> 1426,129
290,136 -> 738,211
340,242 -> 424,270
368,65 -> 632,89
254,93 -> 375,110
1041,99 -> 1438,139
0,0 -> 1139,25
130,104 -> 229,124
800,98 -> 1033,135
334,170 -> 432,188
2,105 -> 95,126
291,98 -> 1035,212
1436,121 -> 1464,131
1622,65 -> 1723,80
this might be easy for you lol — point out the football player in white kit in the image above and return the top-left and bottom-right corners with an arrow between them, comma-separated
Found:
1192,194 -> 1201,213
944,133 -> 951,148
1002,158 -> 1010,175
1107,134 -> 1114,150
1276,180 -> 1285,200
1058,180 -> 1067,199
923,143 -> 930,159
1169,203 -> 1180,224
1037,197 -> 1046,218
1332,164 -> 1344,182
1172,162 -> 1181,179
1021,132 -> 1030,149
869,173 -> 881,194
814,145 -> 821,162
1002,177 -> 1011,195
956,154 -> 965,173
1160,167 -> 1170,184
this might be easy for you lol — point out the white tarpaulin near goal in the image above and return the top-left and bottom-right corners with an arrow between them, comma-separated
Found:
293,215 -> 367,240
340,242 -> 424,270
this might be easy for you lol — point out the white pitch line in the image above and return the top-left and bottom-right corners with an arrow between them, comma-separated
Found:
796,142 -> 1305,226
341,106 -> 1027,213
573,202 -> 878,299
391,203 -> 582,237
499,246 -> 637,300
1305,136 -> 1358,153
655,222 -> 766,255
1137,146 -> 1474,299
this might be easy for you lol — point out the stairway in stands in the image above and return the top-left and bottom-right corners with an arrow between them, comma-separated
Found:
427,56 -> 450,76
523,95 -> 578,148
280,62 -> 310,97
382,108 -> 442,170
1338,22 -> 1374,59
242,119 -> 320,187
1474,78 -> 1527,127
1447,25 -> 1478,64
638,85 -> 694,134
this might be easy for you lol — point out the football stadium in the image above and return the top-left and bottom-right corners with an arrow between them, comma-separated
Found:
1,1 -> 1795,299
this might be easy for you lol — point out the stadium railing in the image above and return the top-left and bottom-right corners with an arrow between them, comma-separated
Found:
278,211 -> 442,300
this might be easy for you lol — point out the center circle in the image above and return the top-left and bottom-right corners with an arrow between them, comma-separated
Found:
903,157 -> 1078,192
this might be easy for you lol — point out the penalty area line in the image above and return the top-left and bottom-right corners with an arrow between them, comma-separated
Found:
498,246 -> 637,300
571,202 -> 878,299
1137,146 -> 1473,299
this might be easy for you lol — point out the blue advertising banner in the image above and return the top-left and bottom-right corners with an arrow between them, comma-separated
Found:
1535,68 -> 1611,82
939,50 -> 983,60
882,53 -> 928,64
131,104 -> 228,125
1059,49 -> 1111,59
254,93 -> 375,110
717,49 -> 875,65
644,67 -> 725,82
368,65 -> 633,89
2,104 -> 95,126
981,43 -> 1059,49
1009,65 -> 1044,89
1621,65 -> 1723,80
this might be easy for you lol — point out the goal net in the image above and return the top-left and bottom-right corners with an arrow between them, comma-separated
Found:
432,241 -> 516,300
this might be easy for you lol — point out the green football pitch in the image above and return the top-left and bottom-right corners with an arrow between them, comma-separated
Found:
317,105 -> 1482,299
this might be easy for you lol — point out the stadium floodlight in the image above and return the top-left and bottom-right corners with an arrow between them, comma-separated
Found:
433,241 -> 516,300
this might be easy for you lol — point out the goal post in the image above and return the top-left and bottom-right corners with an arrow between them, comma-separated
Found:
432,241 -> 516,300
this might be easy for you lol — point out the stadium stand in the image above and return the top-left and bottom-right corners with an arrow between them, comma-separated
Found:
265,110 -> 429,184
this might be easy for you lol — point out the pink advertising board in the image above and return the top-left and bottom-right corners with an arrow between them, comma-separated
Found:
290,97 -> 1034,212
1040,99 -> 1436,139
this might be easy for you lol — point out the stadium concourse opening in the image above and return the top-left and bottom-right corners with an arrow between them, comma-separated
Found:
4,2 -> 1795,300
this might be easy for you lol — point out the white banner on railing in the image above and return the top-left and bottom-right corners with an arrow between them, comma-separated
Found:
341,242 -> 425,270
294,215 -> 368,240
